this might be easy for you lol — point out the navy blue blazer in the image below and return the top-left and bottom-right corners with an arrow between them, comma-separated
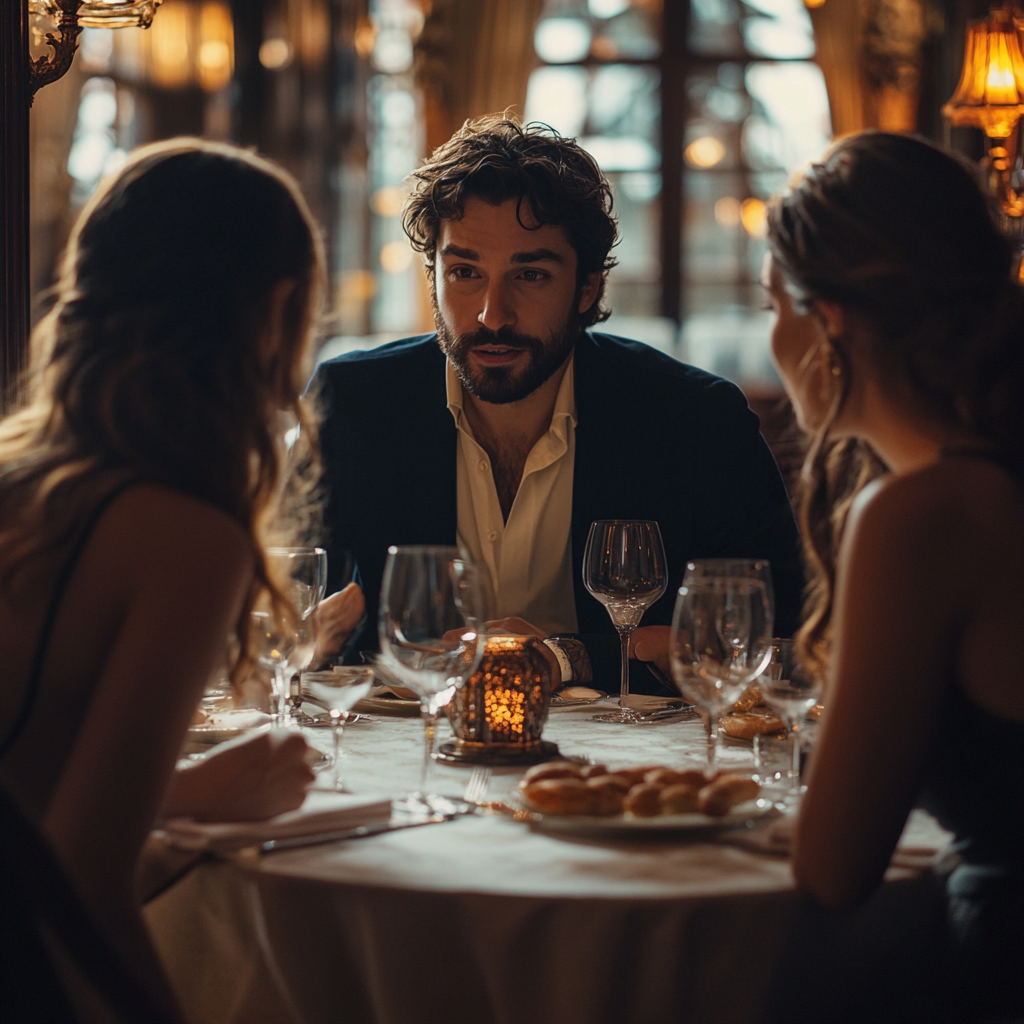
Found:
312,331 -> 804,691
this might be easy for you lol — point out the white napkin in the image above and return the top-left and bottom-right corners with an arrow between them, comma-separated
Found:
157,790 -> 393,853
720,807 -> 953,870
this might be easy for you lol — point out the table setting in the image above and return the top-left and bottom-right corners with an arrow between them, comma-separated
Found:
146,540 -> 956,1024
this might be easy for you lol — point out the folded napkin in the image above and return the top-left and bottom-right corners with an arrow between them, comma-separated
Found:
720,807 -> 954,870
157,790 -> 393,853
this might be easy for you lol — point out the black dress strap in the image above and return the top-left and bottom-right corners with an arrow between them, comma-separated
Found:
0,483 -> 137,760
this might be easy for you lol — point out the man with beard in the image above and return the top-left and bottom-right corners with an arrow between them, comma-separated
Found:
311,117 -> 802,692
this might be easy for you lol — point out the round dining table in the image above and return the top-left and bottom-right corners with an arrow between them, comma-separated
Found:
145,701 -> 953,1024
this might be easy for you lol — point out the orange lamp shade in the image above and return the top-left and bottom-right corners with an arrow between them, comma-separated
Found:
943,8 -> 1024,138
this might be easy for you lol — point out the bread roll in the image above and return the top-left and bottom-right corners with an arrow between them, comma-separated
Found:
731,686 -> 763,713
675,769 -> 711,789
616,765 -> 664,785
644,768 -> 692,787
523,761 -> 582,784
698,775 -> 760,817
659,784 -> 701,814
586,775 -> 628,814
521,778 -> 597,815
580,764 -> 609,779
624,783 -> 662,818
720,712 -> 785,740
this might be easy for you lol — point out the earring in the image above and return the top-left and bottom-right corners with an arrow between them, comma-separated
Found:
823,340 -> 842,377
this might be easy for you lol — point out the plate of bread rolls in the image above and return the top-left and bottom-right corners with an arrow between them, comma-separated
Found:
518,761 -> 768,834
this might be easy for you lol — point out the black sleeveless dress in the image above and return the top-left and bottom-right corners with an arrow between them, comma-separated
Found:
916,453 -> 1024,1018
0,483 -> 135,761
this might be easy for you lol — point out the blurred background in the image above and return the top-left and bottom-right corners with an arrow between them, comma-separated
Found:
26,0 -> 1003,445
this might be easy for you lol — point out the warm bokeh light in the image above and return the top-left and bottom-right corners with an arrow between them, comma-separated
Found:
685,136 -> 726,168
198,2 -> 232,92
371,186 -> 407,217
354,16 -> 377,58
740,197 -> 768,237
259,37 -> 291,69
714,196 -> 742,228
803,0 -> 826,8
380,240 -> 414,274
149,1 -> 190,89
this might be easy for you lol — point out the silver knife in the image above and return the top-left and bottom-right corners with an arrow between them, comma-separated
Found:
260,810 -> 468,854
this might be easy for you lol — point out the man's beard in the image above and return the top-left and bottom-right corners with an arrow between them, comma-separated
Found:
435,309 -> 580,405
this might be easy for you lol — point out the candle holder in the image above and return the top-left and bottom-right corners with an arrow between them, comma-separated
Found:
437,635 -> 559,766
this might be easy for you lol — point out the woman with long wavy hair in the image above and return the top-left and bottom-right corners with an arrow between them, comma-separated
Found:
0,139 -> 327,1012
764,132 -> 1023,1018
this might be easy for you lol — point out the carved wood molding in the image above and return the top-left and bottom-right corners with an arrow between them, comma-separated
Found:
28,0 -> 84,105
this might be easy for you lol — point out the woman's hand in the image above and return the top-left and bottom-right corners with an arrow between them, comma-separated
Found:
312,582 -> 365,663
628,625 -> 671,676
163,730 -> 314,822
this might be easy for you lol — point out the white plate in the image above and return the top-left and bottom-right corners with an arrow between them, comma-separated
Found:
352,694 -> 422,717
549,689 -> 609,707
527,799 -> 771,836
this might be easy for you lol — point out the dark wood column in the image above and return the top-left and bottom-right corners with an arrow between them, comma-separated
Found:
2,1 -> 30,412
659,0 -> 688,325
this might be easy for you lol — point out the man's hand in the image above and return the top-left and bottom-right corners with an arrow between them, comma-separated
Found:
313,582 -> 365,663
162,730 -> 314,822
629,625 -> 671,676
485,616 -> 561,688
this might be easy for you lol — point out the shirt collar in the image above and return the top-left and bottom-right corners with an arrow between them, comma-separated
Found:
446,352 -> 577,438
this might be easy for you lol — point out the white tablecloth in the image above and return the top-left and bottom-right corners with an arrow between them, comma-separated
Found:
146,705 -> 952,1024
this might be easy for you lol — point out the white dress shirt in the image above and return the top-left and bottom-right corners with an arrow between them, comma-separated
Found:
447,356 -> 579,635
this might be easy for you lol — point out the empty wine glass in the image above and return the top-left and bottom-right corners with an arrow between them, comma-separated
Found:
267,546 -> 328,619
757,638 -> 821,807
669,577 -> 773,772
378,546 -> 484,814
285,617 -> 319,723
682,559 -> 775,627
583,520 -> 667,724
302,668 -> 374,790
252,610 -> 295,725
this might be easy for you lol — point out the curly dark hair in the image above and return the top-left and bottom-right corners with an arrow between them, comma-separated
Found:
767,131 -> 1024,680
403,115 -> 619,328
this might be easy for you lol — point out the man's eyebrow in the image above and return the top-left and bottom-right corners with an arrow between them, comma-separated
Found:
439,244 -> 480,261
511,248 -> 564,265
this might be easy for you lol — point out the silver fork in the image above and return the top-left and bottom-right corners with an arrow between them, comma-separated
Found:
463,766 -> 492,805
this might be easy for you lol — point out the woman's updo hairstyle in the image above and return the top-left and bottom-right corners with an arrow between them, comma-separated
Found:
767,131 -> 1024,677
0,139 -> 327,681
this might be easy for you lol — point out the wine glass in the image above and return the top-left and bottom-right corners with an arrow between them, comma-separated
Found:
669,577 -> 773,772
682,559 -> 774,627
302,668 -> 375,790
756,638 -> 821,807
285,617 -> 319,723
267,547 -> 328,620
583,520 -> 667,724
378,546 -> 485,814
251,610 -> 295,724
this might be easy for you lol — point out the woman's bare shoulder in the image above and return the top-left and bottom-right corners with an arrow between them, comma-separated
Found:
851,456 -> 1024,550
105,484 -> 252,556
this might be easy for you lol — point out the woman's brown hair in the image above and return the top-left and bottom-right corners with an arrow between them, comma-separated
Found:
0,138 -> 326,681
767,131 -> 1024,679
402,114 -> 619,328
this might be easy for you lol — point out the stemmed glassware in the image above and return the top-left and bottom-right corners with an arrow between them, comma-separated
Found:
378,545 -> 484,814
669,572 -> 773,772
583,520 -> 667,724
756,638 -> 821,807
682,558 -> 774,626
267,546 -> 328,720
251,610 -> 296,724
302,668 -> 375,790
